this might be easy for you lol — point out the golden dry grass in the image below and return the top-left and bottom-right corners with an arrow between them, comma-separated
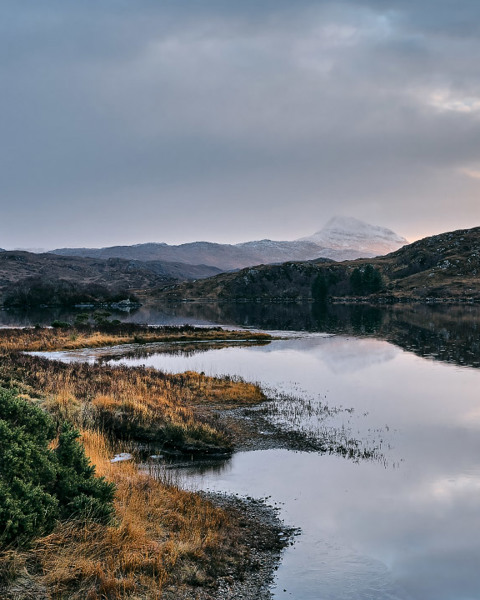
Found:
1,430 -> 255,599
0,326 -> 274,599
2,353 -> 265,450
0,325 -> 270,352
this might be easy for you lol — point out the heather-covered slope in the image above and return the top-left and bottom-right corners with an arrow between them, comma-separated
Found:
0,251 -> 168,306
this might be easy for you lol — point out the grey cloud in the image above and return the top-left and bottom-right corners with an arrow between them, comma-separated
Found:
1,1 -> 480,247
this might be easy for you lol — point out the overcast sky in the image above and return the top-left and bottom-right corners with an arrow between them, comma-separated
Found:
2,0 -> 480,249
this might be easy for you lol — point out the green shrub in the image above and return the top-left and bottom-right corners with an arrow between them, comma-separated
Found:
74,312 -> 91,326
0,389 -> 115,548
55,423 -> 115,523
51,320 -> 71,329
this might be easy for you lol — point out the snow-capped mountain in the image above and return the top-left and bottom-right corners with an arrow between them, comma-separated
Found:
300,216 -> 408,256
50,217 -> 408,272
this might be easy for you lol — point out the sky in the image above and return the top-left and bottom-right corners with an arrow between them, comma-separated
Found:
1,0 -> 480,249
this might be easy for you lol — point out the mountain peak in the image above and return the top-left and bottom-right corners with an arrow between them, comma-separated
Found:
299,216 -> 408,256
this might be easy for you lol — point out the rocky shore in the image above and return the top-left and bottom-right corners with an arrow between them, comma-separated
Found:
162,493 -> 298,600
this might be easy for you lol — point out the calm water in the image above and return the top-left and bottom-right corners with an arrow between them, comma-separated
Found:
27,303 -> 480,599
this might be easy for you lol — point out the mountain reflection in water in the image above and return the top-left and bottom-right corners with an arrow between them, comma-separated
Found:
139,301 -> 480,370
10,301 -> 480,370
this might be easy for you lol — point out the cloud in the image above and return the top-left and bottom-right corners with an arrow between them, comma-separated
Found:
459,168 -> 480,180
428,91 -> 480,114
1,1 -> 480,247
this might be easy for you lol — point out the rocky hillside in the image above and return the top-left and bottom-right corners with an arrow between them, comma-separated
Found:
50,217 -> 408,270
137,260 -> 221,281
155,226 -> 480,302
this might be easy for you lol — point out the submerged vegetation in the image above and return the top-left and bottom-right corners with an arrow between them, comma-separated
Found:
242,392 -> 381,461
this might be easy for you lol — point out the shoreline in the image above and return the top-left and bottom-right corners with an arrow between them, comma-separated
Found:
161,493 -> 297,600
0,324 -> 295,599
153,295 -> 480,304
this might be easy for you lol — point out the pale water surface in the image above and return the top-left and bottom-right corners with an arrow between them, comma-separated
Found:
38,329 -> 480,600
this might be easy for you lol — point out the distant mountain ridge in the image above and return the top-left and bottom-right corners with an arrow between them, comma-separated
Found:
156,225 -> 480,303
50,217 -> 408,270
3,224 -> 477,307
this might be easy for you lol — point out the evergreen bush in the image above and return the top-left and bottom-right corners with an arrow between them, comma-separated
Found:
0,389 -> 115,548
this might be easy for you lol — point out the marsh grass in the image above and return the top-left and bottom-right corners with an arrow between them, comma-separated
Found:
1,352 -> 265,451
1,429 -> 258,599
0,326 -> 274,599
0,324 -> 271,353
242,390 -> 383,461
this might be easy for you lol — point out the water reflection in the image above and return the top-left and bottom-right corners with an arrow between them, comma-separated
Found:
118,337 -> 480,599
166,444 -> 480,599
147,302 -> 480,370
25,314 -> 480,599
6,301 -> 480,370
0,302 -> 213,328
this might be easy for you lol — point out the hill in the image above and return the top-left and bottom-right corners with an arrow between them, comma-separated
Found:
0,251 -> 220,307
154,226 -> 480,303
0,251 -> 166,306
50,217 -> 408,270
